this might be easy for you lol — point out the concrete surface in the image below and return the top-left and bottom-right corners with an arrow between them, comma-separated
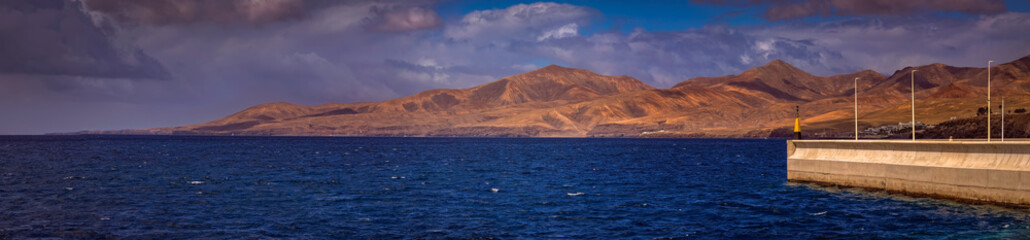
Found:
787,140 -> 1030,207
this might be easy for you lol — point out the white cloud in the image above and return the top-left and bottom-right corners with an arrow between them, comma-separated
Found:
740,54 -> 752,64
416,58 -> 451,70
754,39 -> 774,51
537,23 -> 579,41
445,2 -> 596,44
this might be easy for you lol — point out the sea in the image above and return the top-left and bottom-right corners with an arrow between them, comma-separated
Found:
0,135 -> 1028,239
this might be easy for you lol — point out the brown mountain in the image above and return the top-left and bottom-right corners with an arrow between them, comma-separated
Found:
371,64 -> 654,113
674,59 -> 888,102
795,55 -> 1030,137
87,54 -> 1030,138
112,65 -> 656,137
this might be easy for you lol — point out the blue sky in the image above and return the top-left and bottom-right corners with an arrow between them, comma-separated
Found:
1,0 -> 1030,134
437,0 -> 766,31
441,0 -> 1030,30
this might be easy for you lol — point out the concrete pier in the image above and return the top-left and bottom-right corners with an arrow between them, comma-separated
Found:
787,140 -> 1030,207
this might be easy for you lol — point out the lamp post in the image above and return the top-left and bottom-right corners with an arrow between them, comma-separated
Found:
854,77 -> 859,140
911,70 -> 918,141
988,60 -> 994,141
1001,97 -> 1005,141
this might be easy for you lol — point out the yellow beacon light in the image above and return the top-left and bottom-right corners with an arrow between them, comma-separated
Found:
793,106 -> 802,140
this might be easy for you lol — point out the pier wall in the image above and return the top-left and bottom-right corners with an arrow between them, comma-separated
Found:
786,140 -> 1030,206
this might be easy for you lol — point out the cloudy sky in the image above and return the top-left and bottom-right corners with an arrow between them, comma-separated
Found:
2,0 -> 1030,134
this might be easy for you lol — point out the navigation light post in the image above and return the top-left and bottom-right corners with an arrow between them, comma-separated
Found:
911,70 -> 918,141
987,60 -> 994,141
854,77 -> 859,140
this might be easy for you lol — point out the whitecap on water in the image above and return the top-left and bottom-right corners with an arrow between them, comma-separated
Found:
567,192 -> 584,196
189,181 -> 204,185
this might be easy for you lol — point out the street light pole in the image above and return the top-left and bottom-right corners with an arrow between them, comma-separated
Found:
911,70 -> 918,141
855,77 -> 859,140
1001,97 -> 1005,141
988,60 -> 994,141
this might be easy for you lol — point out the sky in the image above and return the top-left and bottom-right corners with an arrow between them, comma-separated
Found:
1,0 -> 1030,134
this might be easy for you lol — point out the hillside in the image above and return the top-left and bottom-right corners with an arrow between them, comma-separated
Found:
84,54 -> 1030,138
922,113 -> 1030,139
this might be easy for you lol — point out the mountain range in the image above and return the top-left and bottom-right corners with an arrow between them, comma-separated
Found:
85,54 -> 1030,138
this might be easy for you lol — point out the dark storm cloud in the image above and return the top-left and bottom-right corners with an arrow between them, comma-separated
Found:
0,0 -> 169,79
693,0 -> 1007,21
82,0 -> 306,26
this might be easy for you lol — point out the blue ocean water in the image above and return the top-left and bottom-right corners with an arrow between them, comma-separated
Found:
0,136 -> 1027,239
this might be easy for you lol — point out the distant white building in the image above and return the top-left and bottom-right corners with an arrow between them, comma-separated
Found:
862,122 -> 928,136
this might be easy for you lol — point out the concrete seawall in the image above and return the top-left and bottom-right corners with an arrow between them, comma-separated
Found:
786,140 -> 1030,207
